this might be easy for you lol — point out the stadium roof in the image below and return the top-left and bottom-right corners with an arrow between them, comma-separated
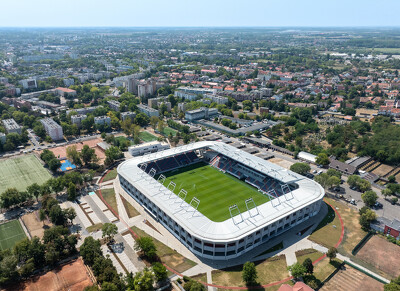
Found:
118,141 -> 324,242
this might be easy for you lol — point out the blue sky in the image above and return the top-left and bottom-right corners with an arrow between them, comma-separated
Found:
1,0 -> 399,27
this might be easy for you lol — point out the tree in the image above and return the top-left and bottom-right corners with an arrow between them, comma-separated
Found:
382,188 -> 393,199
359,208 -> 377,229
64,207 -> 76,225
105,146 -> 123,166
133,268 -> 155,291
388,176 -> 396,183
316,153 -> 330,166
242,261 -> 258,285
27,183 -> 41,202
81,145 -> 98,166
326,169 -> 341,179
347,175 -> 361,188
134,237 -> 157,260
150,116 -> 160,130
66,145 -> 82,167
48,158 -> 61,172
152,262 -> 168,282
290,163 -> 311,175
80,237 -> 102,266
101,223 -> 118,244
361,190 -> 378,207
67,182 -> 77,201
287,262 -> 306,279
326,247 -> 337,262
302,258 -> 314,274
39,208 -> 46,224
0,188 -> 22,209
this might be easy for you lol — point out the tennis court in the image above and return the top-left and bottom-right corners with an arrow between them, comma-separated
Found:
0,154 -> 52,193
0,220 -> 27,250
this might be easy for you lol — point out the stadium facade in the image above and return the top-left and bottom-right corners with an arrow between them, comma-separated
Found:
117,141 -> 324,260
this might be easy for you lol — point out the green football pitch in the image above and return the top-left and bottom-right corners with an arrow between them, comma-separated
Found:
161,163 -> 270,222
0,220 -> 27,251
0,154 -> 52,193
139,131 -> 158,142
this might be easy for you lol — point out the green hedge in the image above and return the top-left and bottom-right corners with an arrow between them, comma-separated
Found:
351,231 -> 374,256
344,260 -> 388,284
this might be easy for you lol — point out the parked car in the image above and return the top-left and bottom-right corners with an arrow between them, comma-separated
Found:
350,199 -> 356,205
373,202 -> 383,209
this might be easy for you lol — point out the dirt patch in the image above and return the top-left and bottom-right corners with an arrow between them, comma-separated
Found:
268,158 -> 294,170
11,258 -> 93,291
371,164 -> 394,177
357,235 -> 400,278
21,211 -> 52,239
39,137 -> 106,164
320,265 -> 384,291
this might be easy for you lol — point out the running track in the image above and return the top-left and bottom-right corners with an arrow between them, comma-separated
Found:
97,170 -> 345,289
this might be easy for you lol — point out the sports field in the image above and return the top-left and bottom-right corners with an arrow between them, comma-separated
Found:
0,154 -> 52,193
0,220 -> 27,250
162,163 -> 270,222
139,131 -> 158,142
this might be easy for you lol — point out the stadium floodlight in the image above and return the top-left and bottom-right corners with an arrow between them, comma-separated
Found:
177,189 -> 187,206
245,198 -> 259,217
139,163 -> 147,172
229,204 -> 243,224
157,174 -> 166,187
189,197 -> 200,216
268,189 -> 281,207
167,181 -> 176,198
148,168 -> 157,178
281,184 -> 294,200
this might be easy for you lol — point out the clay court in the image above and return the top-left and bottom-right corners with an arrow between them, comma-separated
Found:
269,157 -> 294,170
21,211 -> 52,239
371,164 -> 394,177
321,265 -> 383,291
357,235 -> 400,278
15,258 -> 93,291
41,138 -> 106,164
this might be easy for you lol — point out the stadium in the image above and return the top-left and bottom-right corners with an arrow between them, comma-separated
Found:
117,141 -> 324,260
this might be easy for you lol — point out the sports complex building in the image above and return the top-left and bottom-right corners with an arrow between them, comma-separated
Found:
117,141 -> 324,260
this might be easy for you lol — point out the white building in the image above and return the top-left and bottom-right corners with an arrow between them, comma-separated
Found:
40,118 -> 64,141
107,100 -> 121,111
128,141 -> 170,156
2,119 -> 22,134
19,79 -> 37,89
117,141 -> 324,260
137,104 -> 159,117
94,116 -> 111,125
185,107 -> 218,121
63,78 -> 75,87
71,114 -> 87,127
121,111 -> 136,121
204,94 -> 229,105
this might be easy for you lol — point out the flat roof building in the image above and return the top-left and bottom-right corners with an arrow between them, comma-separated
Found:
2,118 -> 22,134
121,111 -> 136,121
138,104 -> 159,117
94,116 -> 111,125
185,107 -> 218,121
40,118 -> 64,141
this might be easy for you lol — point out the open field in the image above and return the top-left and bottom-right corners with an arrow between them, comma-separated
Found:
212,255 -> 288,288
357,235 -> 400,278
320,265 -> 384,291
132,226 -> 196,273
162,162 -> 270,222
0,154 -> 52,193
0,220 -> 27,250
268,157 -> 294,170
139,131 -> 158,142
163,127 -> 177,136
98,188 -> 118,215
12,258 -> 93,291
21,211 -> 52,239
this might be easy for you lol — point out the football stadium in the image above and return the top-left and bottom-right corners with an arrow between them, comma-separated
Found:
117,141 -> 324,260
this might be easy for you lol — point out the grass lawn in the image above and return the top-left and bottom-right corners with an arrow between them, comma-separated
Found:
103,168 -> 118,182
132,226 -> 196,273
115,136 -> 133,145
98,188 -> 119,215
139,131 -> 158,142
190,273 -> 207,283
212,255 -> 289,288
325,198 -> 367,256
0,220 -> 27,250
0,154 -> 52,193
308,201 -> 342,248
163,127 -> 177,137
86,223 -> 103,233
295,248 -> 340,287
161,162 -> 270,222
120,195 -> 140,218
